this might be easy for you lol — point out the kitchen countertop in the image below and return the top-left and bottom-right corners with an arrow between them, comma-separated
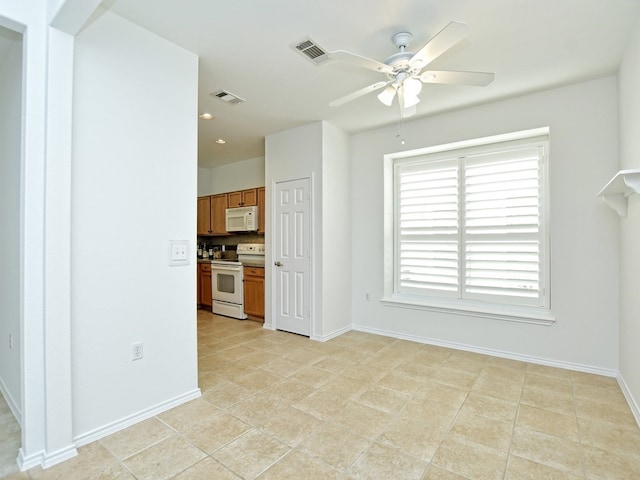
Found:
197,257 -> 236,263
198,258 -> 265,268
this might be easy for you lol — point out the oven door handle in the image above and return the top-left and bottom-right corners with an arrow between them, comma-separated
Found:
211,265 -> 242,272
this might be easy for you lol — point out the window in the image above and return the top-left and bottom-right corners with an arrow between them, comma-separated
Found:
383,128 -> 553,324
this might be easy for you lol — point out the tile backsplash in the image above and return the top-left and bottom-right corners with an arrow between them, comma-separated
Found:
197,233 -> 264,256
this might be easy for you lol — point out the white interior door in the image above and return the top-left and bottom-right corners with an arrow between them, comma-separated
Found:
274,177 -> 311,336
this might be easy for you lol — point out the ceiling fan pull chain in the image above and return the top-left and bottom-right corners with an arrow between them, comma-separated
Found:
396,106 -> 406,145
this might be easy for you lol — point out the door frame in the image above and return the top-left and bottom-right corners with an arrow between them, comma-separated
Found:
265,174 -> 314,337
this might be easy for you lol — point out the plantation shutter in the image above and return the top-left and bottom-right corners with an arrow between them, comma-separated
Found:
397,158 -> 460,296
394,136 -> 546,308
462,146 -> 542,305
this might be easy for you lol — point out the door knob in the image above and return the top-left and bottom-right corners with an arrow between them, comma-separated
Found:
274,261 -> 283,267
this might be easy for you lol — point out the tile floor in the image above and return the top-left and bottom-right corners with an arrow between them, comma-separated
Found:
2,310 -> 640,479
1,392 -> 21,479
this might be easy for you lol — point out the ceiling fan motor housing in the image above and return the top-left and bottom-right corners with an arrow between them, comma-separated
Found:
385,32 -> 421,80
391,32 -> 413,49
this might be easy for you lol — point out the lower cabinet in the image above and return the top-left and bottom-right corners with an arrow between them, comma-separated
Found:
243,266 -> 264,320
199,263 -> 212,308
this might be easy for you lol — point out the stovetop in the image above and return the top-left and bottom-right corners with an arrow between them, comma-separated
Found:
208,243 -> 265,267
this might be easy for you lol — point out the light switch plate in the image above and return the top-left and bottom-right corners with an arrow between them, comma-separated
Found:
169,240 -> 190,267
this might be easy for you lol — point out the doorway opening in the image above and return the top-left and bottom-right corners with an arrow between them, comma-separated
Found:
0,22 -> 24,477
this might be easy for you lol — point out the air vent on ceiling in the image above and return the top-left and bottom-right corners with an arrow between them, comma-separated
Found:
291,36 -> 329,64
210,89 -> 245,105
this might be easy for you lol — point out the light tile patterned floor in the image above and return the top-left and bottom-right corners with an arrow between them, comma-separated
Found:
3,310 -> 640,479
0,393 -> 22,479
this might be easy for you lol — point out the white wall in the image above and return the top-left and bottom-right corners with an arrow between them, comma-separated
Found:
265,122 -> 322,331
198,156 -> 265,196
71,10 -> 199,440
0,25 -> 22,418
618,18 -> 640,420
264,121 -> 352,340
197,167 -> 211,196
320,123 -> 352,338
351,77 -> 620,372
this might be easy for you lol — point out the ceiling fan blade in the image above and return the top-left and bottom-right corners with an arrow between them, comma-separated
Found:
409,21 -> 470,70
326,50 -> 394,74
420,70 -> 494,86
329,81 -> 389,107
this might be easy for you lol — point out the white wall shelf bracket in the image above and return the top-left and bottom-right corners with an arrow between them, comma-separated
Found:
598,169 -> 640,217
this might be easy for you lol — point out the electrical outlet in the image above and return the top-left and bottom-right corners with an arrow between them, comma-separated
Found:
132,342 -> 143,361
365,293 -> 370,301
9,334 -> 13,350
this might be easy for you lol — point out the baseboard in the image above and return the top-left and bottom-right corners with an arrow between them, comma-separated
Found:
352,324 -> 618,377
0,376 -> 22,427
73,388 -> 201,448
617,373 -> 640,428
311,324 -> 352,342
42,445 -> 78,469
17,443 -> 78,472
17,448 -> 44,472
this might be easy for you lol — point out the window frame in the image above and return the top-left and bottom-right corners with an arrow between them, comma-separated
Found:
383,128 -> 555,325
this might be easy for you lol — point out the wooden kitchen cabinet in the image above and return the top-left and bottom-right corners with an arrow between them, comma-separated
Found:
228,188 -> 258,208
198,187 -> 264,236
258,187 -> 265,234
199,262 -> 212,308
197,194 -> 229,235
197,264 -> 201,305
243,266 -> 264,320
210,193 -> 228,235
197,196 -> 212,235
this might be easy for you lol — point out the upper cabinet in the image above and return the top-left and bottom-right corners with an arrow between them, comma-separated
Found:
210,194 -> 229,235
228,188 -> 258,207
198,187 -> 265,235
197,196 -> 212,235
197,193 -> 229,235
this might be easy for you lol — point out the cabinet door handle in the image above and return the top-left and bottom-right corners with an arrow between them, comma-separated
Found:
274,261 -> 283,267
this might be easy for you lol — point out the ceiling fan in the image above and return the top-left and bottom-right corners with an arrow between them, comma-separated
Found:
324,22 -> 494,117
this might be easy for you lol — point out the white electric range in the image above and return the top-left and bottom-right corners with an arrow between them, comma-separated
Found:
210,243 -> 265,319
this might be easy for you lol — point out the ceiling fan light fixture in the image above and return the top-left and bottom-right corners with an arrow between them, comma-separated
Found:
403,77 -> 422,97
403,94 -> 420,108
377,85 -> 396,106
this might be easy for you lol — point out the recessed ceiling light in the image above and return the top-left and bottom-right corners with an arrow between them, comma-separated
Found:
198,113 -> 214,120
215,138 -> 226,144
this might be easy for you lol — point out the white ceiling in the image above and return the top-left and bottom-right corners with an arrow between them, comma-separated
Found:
102,0 -> 640,168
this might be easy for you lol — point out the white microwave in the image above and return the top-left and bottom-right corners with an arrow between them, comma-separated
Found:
226,206 -> 258,232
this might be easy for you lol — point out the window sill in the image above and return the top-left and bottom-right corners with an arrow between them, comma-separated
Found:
381,295 -> 556,326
